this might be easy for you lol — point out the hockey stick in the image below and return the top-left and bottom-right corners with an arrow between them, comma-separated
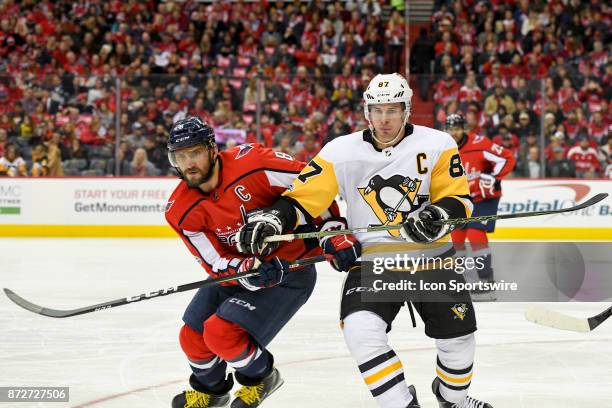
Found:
3,254 -> 330,318
382,178 -> 417,225
264,193 -> 608,242
525,304 -> 612,332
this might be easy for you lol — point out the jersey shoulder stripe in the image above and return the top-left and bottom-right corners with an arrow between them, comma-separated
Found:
178,197 -> 205,227
223,166 -> 301,192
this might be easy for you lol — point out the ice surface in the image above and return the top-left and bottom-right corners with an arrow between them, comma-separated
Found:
1,238 -> 611,408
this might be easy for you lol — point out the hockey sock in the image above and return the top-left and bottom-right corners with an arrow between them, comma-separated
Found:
344,311 -> 414,408
466,229 -> 492,279
435,333 -> 475,403
466,228 -> 488,247
179,324 -> 227,390
451,228 -> 468,246
204,314 -> 272,380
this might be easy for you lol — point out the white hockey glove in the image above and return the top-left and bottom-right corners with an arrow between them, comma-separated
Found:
478,173 -> 497,199
400,205 -> 451,243
236,209 -> 284,256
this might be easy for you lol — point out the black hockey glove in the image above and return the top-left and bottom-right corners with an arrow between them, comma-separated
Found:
400,205 -> 451,243
236,209 -> 285,256
237,256 -> 289,290
319,218 -> 361,272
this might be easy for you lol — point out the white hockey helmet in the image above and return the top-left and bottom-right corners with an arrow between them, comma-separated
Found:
363,73 -> 413,122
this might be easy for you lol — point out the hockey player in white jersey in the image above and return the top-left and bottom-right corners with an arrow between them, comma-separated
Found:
236,73 -> 492,408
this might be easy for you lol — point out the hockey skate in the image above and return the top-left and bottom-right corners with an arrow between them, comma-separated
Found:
406,384 -> 421,407
172,374 -> 233,408
230,368 -> 284,408
469,276 -> 497,302
464,266 -> 497,302
432,378 -> 492,408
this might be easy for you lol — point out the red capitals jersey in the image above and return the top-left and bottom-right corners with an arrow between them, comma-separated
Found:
457,133 -> 516,203
165,144 -> 328,284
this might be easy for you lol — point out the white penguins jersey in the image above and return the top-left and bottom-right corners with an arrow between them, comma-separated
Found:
283,124 -> 473,256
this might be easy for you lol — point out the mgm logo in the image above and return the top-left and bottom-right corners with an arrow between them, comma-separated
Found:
0,185 -> 22,215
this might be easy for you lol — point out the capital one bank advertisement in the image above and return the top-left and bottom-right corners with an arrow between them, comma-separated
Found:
497,179 -> 612,229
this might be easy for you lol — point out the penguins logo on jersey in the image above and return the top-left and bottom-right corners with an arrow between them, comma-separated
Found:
358,174 -> 429,237
451,303 -> 468,320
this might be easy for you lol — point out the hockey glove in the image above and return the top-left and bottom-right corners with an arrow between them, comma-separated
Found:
400,205 -> 451,243
319,218 -> 361,272
236,209 -> 285,256
237,256 -> 289,291
478,173 -> 497,200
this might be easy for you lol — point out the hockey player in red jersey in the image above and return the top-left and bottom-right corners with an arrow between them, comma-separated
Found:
445,114 -> 516,300
165,117 -> 343,408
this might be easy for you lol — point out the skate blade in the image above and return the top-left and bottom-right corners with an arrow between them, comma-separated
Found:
470,291 -> 497,302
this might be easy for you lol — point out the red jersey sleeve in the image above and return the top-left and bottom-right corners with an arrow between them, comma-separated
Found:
176,209 -> 246,281
249,145 -> 306,194
165,186 -> 247,285
481,138 -> 516,179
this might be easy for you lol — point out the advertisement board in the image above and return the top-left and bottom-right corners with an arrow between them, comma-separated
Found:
0,178 -> 610,239
490,179 -> 611,240
0,178 -> 179,237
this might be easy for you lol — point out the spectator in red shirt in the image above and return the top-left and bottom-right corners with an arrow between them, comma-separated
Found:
385,10 -> 405,72
434,31 -> 459,57
457,72 -> 483,110
0,128 -> 7,157
557,78 -> 581,115
434,69 -> 461,107
294,37 -> 317,68
563,110 -> 585,141
567,135 -> 602,178
588,111 -> 610,144
294,132 -> 320,163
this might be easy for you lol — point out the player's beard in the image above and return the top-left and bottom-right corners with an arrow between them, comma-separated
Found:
184,150 -> 217,188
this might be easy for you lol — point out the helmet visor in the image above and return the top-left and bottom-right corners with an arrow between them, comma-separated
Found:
168,145 -> 208,168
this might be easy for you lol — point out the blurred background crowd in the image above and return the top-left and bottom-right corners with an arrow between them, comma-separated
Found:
0,0 -> 609,179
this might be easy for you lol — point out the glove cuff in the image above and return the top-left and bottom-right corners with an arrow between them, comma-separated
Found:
247,210 -> 283,235
427,205 -> 451,240
269,197 -> 299,233
318,217 -> 349,246
237,258 -> 262,291
428,204 -> 450,221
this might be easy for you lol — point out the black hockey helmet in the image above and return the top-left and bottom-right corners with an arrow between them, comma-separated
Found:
445,113 -> 466,130
167,116 -> 215,152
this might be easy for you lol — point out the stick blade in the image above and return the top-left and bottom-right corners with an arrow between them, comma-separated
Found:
3,288 -> 72,318
576,192 -> 608,209
525,305 -> 591,333
4,288 -> 45,314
